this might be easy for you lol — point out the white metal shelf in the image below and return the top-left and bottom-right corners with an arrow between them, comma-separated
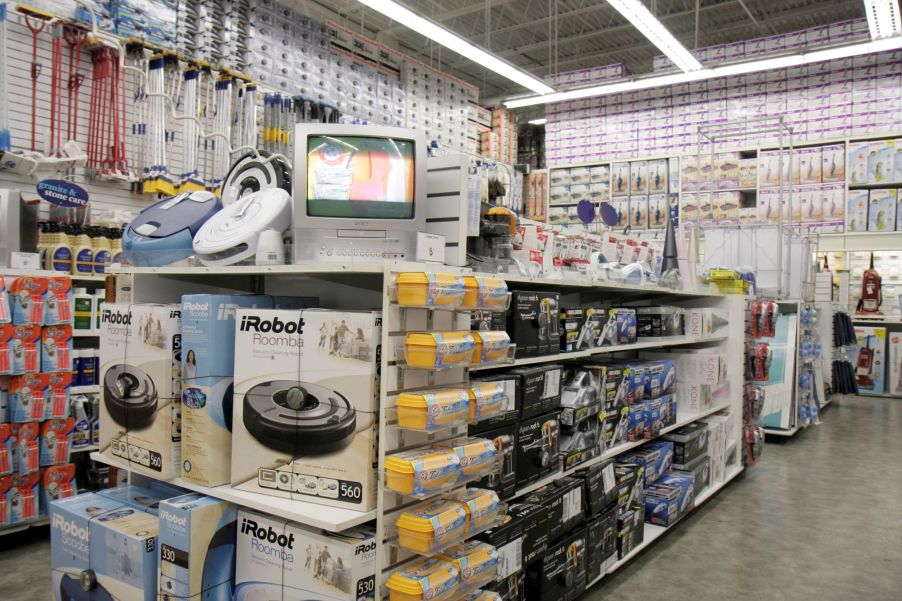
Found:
89,452 -> 376,531
587,464 -> 744,589
471,336 -> 728,372
763,425 -> 800,437
818,232 -> 902,252
71,274 -> 108,282
509,402 -> 731,502
0,516 -> 49,537
70,385 -> 99,394
72,444 -> 99,453
73,331 -> 100,338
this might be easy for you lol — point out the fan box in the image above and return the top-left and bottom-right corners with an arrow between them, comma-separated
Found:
231,308 -> 380,511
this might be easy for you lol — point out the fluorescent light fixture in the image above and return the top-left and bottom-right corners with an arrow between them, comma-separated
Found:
864,0 -> 902,39
505,36 -> 902,108
528,118 -> 547,125
355,0 -> 555,95
607,0 -> 703,72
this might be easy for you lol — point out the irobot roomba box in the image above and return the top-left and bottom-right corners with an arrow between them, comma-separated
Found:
231,308 -> 380,511
99,303 -> 182,479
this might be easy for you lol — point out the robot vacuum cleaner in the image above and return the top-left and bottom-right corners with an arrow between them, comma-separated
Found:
192,188 -> 292,267
220,152 -> 291,206
123,191 -> 223,266
102,364 -> 158,429
59,573 -> 114,601
243,380 -> 356,456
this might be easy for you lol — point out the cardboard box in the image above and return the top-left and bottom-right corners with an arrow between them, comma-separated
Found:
473,422 -> 518,500
611,163 -> 630,197
616,506 -> 644,559
573,461 -> 618,517
524,477 -> 584,541
647,159 -> 668,193
663,422 -> 709,464
821,143 -> 846,182
158,494 -> 237,601
673,453 -> 711,493
508,291 -> 561,358
629,197 -> 649,229
478,502 -> 549,568
515,410 -> 561,487
230,309 -> 380,510
847,190 -> 869,232
799,146 -> 823,183
850,326 -> 887,395
868,139 -> 895,183
738,158 -> 757,188
89,504 -> 160,600
96,484 -> 178,515
469,374 -> 520,433
868,189 -> 897,232
525,526 -> 587,601
619,440 -> 674,487
99,304 -> 181,479
848,141 -> 870,185
511,364 -> 562,419
648,194 -> 668,229
644,472 -> 695,526
585,504 -> 617,583
236,509 -> 376,601
888,331 -> 902,395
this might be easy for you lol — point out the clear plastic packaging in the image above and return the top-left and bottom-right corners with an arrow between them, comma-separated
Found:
460,276 -> 511,311
394,499 -> 469,554
385,448 -> 461,496
471,331 -> 512,364
467,383 -> 507,423
403,332 -> 475,370
396,389 -> 471,431
439,438 -> 497,479
393,272 -> 467,308
385,557 -> 460,601
439,541 -> 501,592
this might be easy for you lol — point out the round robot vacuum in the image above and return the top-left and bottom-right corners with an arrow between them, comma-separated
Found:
102,364 -> 158,429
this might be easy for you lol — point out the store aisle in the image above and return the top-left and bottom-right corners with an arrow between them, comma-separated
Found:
2,396 -> 899,601
591,395 -> 902,601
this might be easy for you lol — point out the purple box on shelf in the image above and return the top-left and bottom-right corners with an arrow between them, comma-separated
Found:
806,25 -> 830,46
785,30 -> 807,50
725,41 -> 745,61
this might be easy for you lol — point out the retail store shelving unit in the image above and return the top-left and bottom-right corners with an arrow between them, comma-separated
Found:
90,261 -> 746,599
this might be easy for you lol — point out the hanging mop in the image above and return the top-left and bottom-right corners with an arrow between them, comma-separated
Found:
0,3 -> 10,152
179,66 -> 204,192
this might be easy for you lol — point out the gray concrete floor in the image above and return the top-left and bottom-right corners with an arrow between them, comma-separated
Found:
1,395 -> 899,600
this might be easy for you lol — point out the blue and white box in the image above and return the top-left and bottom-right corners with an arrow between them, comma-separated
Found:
97,484 -> 177,515
87,503 -> 159,600
158,494 -> 237,601
180,294 -> 274,487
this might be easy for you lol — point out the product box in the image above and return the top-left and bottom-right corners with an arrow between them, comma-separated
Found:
559,308 -> 585,353
512,364 -> 562,419
663,421 -> 709,465
613,462 -> 644,514
847,190 -> 869,232
13,422 -> 40,474
44,277 -> 73,325
0,424 -> 11,475
647,159 -> 668,194
97,484 -> 176,514
738,158 -> 757,188
850,326 -> 887,395
629,161 -> 648,195
573,461 -> 618,517
616,506 -> 644,559
88,504 -> 160,600
610,198 -> 629,228
597,308 -> 637,346
629,196 -> 649,229
473,423 -> 518,500
644,472 -> 695,527
231,309 -> 380,511
469,374 -> 520,433
478,502 -> 549,568
585,504 -> 617,583
508,291 -> 561,358
636,308 -> 684,339
611,163 -> 629,197
41,324 -> 73,373
524,477 -> 584,541
642,360 -> 676,399
236,508 -> 376,601
673,453 -> 710,493
99,303 -> 182,479
868,189 -> 897,231
40,418 -> 73,467
515,410 -> 561,487
648,194 -> 668,229
39,464 -> 76,514
489,570 -> 525,601
8,372 -> 49,422
619,440 -> 673,487
158,494 -> 237,601
821,143 -> 846,182
848,141 -> 870,185
45,372 -> 72,420
799,147 -> 823,183
180,294 -> 274,487
525,526 -> 587,601
8,276 -> 47,326
889,332 -> 902,395
1,323 -> 41,374
49,492 -> 128,600
868,140 -> 895,183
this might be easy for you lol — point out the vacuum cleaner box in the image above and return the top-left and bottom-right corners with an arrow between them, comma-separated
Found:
585,504 -> 617,584
235,508 -> 376,601
99,303 -> 182,479
97,484 -> 177,515
477,502 -> 549,569
180,294 -> 275,487
158,493 -> 237,601
231,308 -> 380,511
515,410 -> 561,488
473,422 -> 518,500
508,291 -> 561,358
88,504 -> 159,601
525,526 -> 587,601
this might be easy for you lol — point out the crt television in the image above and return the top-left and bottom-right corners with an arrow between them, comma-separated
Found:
292,124 -> 427,263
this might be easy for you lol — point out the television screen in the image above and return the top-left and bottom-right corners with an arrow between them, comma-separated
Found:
306,135 -> 416,219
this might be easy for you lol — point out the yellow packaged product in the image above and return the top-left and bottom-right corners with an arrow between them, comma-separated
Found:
395,499 -> 468,554
385,448 -> 462,496
461,276 -> 509,309
396,272 -> 466,307
438,541 -> 500,590
405,332 -> 475,369
447,488 -> 502,533
464,591 -> 502,601
472,331 -> 511,363
386,557 -> 461,601
440,438 -> 497,479
467,382 -> 507,422
396,389 -> 470,431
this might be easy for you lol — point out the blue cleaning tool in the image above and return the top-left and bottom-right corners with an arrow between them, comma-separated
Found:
199,524 -> 236,601
123,191 -> 222,266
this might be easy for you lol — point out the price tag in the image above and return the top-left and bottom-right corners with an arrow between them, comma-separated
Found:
416,232 -> 445,263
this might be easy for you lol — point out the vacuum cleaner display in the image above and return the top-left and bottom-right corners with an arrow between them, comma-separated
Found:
515,410 -> 561,487
180,294 -> 274,487
507,292 -> 561,358
468,204 -> 519,273
850,326 -> 887,395
192,188 -> 293,267
158,494 -> 237,601
220,152 -> 292,207
234,508 -> 376,601
98,304 -> 182,479
475,424 -> 518,500
231,308 -> 380,510
122,191 -> 222,267
524,526 -> 587,601
856,253 -> 883,315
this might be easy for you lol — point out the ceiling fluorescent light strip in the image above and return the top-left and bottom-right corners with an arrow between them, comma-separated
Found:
864,0 -> 902,40
606,0 -> 703,72
356,0 -> 555,95
528,118 -> 547,125
505,36 -> 902,108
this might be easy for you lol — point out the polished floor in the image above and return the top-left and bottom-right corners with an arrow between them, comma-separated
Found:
1,395 -> 899,601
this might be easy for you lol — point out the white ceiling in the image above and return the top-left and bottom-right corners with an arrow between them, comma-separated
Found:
291,0 -> 867,103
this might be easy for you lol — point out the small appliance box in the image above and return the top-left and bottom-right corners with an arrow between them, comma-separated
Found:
43,277 -> 73,325
663,421 -> 709,465
846,190 -> 869,232
573,461 -> 618,517
97,484 -> 176,514
180,294 -> 274,487
88,505 -> 159,600
515,410 -> 561,487
585,504 -> 617,583
513,364 -> 562,419
616,505 -> 644,559
508,291 -> 561,357
478,502 -> 549,568
99,303 -> 182,479
821,143 -> 845,182
524,477 -> 585,541
473,422 -> 518,500
235,509 -> 376,601
49,492 -> 126,601
889,332 -> 902,395
231,309 -> 380,511
525,526 -> 587,601
41,324 -> 73,373
158,494 -> 237,601
644,472 -> 695,527
868,189 -> 897,232
852,326 -> 887,396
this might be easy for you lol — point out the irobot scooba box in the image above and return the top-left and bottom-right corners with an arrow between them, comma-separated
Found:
99,304 -> 182,479
231,308 -> 380,511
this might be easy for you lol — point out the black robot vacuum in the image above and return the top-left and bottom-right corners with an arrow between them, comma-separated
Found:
243,380 -> 356,455
103,364 -> 158,429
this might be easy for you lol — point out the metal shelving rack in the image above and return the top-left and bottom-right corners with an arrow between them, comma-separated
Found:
86,261 -> 746,599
